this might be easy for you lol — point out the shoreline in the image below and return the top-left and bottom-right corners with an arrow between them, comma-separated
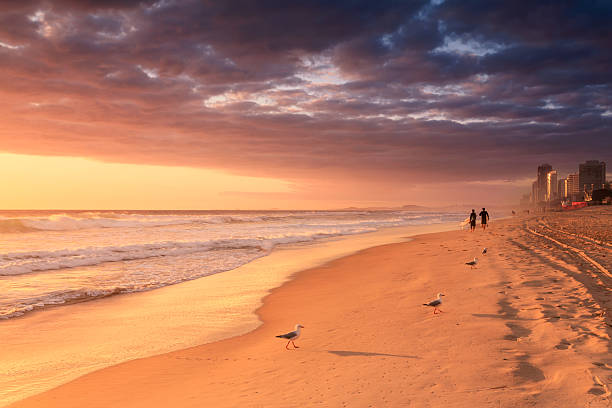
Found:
1,218 -> 465,322
0,220 -> 461,407
8,212 -> 612,407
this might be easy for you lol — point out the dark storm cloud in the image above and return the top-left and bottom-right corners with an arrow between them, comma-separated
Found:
0,0 -> 610,191
437,0 -> 612,45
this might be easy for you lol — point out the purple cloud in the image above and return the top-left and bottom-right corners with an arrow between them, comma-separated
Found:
0,0 -> 609,202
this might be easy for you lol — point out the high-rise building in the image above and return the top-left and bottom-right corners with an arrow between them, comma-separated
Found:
567,173 -> 580,196
558,178 -> 567,198
537,164 -> 552,202
546,170 -> 558,201
579,160 -> 606,193
531,181 -> 538,203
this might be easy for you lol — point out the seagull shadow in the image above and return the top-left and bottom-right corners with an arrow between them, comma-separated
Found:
326,350 -> 419,359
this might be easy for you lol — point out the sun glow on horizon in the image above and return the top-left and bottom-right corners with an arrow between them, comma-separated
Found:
1,152 -> 294,210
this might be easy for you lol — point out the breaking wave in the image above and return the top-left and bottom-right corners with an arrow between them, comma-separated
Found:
0,211 -> 445,233
0,229 -> 376,276
0,209 -> 465,319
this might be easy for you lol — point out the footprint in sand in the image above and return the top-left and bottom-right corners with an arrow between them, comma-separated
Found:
554,340 -> 572,350
504,323 -> 531,341
588,374 -> 610,397
513,361 -> 545,383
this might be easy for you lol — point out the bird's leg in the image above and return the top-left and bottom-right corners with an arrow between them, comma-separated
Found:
292,341 -> 299,348
438,308 -> 444,313
433,308 -> 439,314
285,341 -> 291,349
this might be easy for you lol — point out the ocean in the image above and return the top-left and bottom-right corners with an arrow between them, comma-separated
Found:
0,209 -> 464,320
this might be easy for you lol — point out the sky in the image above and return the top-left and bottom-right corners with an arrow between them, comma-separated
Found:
0,0 -> 610,209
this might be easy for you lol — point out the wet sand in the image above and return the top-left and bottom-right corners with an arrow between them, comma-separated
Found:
9,209 -> 612,407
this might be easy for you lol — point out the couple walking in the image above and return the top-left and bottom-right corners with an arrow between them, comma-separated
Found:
469,208 -> 489,232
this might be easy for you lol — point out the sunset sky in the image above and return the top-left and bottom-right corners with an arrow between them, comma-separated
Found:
1,0 -> 610,209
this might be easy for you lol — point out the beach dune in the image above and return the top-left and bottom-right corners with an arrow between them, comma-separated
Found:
10,211 -> 612,407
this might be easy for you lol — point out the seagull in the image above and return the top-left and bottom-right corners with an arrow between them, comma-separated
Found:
423,293 -> 445,314
275,324 -> 304,349
482,247 -> 488,255
466,257 -> 478,268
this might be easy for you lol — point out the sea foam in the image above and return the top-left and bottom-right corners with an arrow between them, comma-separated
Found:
0,210 -> 463,319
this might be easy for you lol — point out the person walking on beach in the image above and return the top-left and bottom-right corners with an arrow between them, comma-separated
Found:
469,209 -> 477,232
479,208 -> 489,231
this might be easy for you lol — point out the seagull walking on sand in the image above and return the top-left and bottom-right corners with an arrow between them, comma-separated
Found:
423,293 -> 445,314
482,247 -> 488,255
466,257 -> 478,269
275,324 -> 304,349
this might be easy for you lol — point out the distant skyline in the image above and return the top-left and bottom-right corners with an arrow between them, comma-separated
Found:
1,1 -> 610,209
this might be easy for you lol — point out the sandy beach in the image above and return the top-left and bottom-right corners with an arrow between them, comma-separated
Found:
0,221 -> 458,406
9,208 -> 612,407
